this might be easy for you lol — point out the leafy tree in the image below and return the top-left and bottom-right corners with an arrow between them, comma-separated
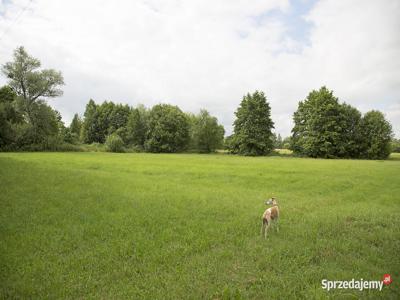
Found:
70,113 -> 82,136
190,109 -> 224,152
145,104 -> 189,153
360,110 -> 392,159
291,87 -> 394,159
292,87 -> 347,158
81,100 -> 130,144
99,102 -> 130,137
0,47 -> 65,150
231,91 -> 274,156
126,104 -> 149,147
15,100 -> 61,147
0,86 -> 21,147
1,46 -> 64,124
337,103 -> 363,158
62,127 -> 75,144
186,112 -> 197,150
81,99 -> 101,143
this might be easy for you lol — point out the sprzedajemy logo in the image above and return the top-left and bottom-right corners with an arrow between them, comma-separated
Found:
321,275 -> 392,292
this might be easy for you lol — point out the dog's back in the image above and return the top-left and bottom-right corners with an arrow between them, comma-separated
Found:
270,206 -> 279,220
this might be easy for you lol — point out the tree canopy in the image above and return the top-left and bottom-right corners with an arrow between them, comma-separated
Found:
1,46 -> 64,123
360,110 -> 392,159
291,86 -> 393,159
145,104 -> 190,153
190,109 -> 225,153
230,91 -> 274,156
0,47 -> 396,158
0,47 -> 66,150
126,104 -> 149,148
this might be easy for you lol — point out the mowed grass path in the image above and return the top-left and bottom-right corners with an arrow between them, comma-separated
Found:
0,153 -> 399,299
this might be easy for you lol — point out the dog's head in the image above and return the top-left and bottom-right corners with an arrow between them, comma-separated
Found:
265,197 -> 278,206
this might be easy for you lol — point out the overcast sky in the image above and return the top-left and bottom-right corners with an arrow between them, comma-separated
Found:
0,0 -> 399,137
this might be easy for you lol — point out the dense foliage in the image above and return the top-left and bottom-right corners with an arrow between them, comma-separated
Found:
80,100 -> 130,144
0,47 -> 66,150
229,91 -> 274,156
125,104 -> 149,148
145,104 -> 190,153
78,101 -> 225,153
359,111 -> 393,159
0,86 -> 20,147
1,47 -> 396,158
291,87 -> 393,159
189,109 -> 225,153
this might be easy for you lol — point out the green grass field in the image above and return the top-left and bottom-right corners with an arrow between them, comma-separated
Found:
1,153 -> 399,299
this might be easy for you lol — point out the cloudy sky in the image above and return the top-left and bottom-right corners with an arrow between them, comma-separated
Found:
0,0 -> 399,137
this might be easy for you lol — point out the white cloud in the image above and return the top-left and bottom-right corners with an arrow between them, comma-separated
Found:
0,0 -> 399,137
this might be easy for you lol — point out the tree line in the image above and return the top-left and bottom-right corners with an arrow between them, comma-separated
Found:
71,100 -> 225,153
0,46 -> 396,159
0,47 -> 225,153
290,87 -> 393,159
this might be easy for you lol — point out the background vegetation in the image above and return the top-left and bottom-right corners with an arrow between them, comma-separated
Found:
0,46 -> 397,158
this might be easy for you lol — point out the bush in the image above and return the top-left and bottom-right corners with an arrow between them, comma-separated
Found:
105,133 -> 124,152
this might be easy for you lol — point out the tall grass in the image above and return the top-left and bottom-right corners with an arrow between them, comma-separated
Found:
0,153 -> 399,299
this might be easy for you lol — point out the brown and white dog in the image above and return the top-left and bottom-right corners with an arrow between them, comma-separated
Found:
261,197 -> 279,238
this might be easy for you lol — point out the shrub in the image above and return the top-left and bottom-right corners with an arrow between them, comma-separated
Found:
105,133 -> 124,152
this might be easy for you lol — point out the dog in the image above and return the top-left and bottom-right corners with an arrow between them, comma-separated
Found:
261,197 -> 279,238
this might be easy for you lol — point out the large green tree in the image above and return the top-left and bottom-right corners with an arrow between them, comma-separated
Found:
1,46 -> 64,124
14,100 -> 61,147
190,109 -> 225,153
81,99 -> 100,143
231,91 -> 274,156
0,47 -> 65,149
360,110 -> 392,159
145,104 -> 189,153
292,87 -> 348,158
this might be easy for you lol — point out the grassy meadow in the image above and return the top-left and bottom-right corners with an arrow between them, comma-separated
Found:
0,152 -> 399,299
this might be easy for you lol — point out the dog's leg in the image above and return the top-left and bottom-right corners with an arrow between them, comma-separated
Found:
264,219 -> 269,239
261,221 -> 265,236
264,223 -> 269,238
